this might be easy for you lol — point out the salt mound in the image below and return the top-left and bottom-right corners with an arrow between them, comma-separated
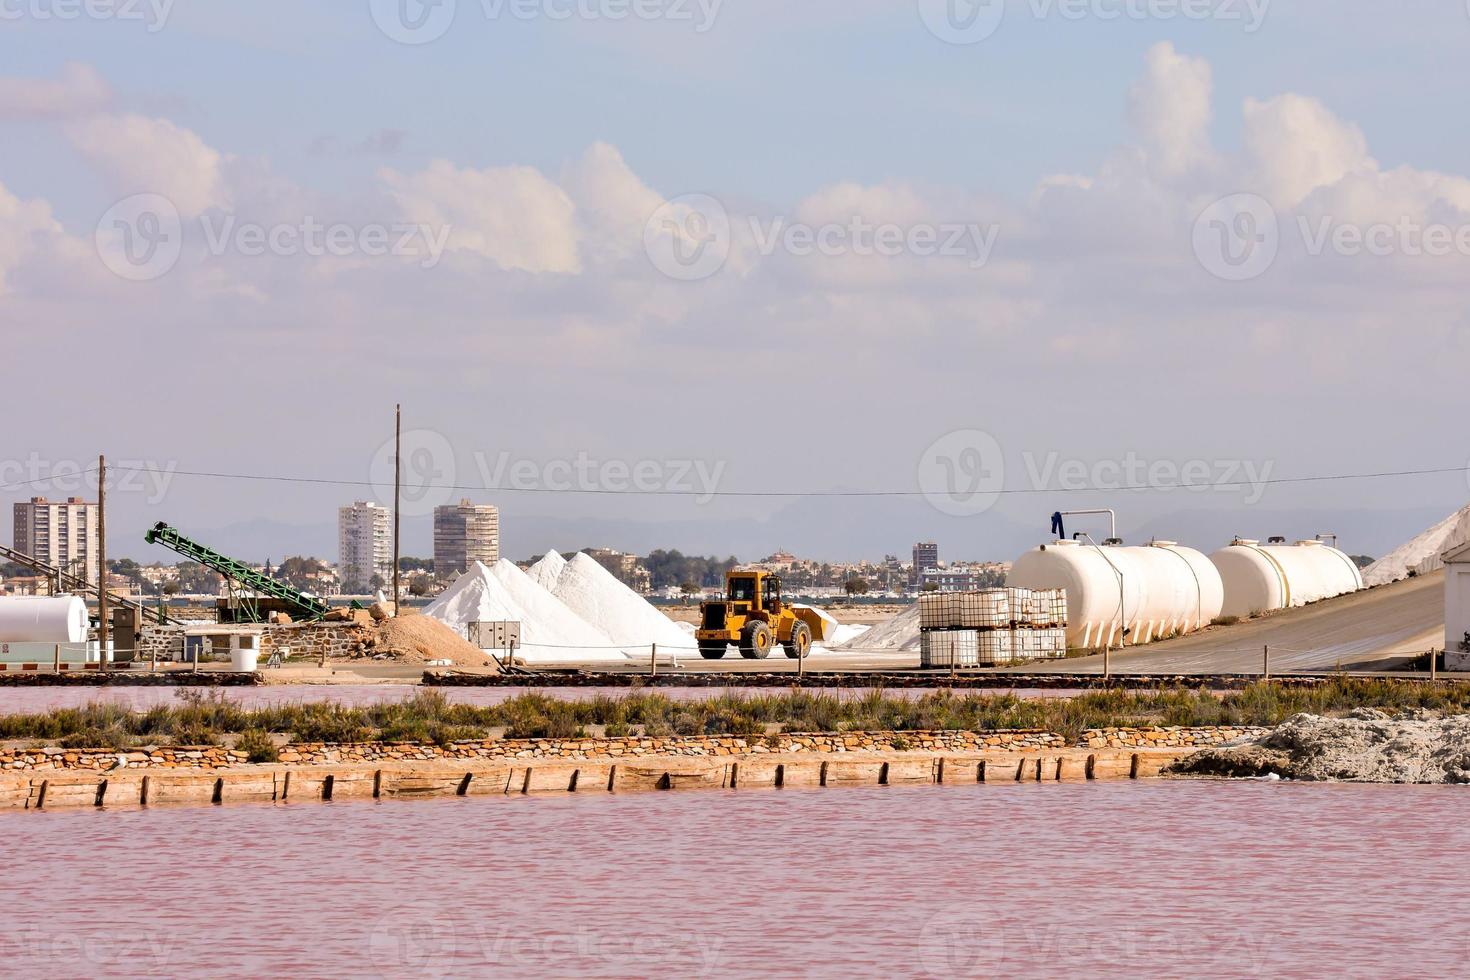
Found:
1363,503 -> 1470,586
528,550 -> 567,592
553,552 -> 694,653
423,562 -> 626,663
836,605 -> 920,652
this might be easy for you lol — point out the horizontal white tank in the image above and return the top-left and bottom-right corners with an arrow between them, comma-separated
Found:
1210,539 -> 1364,619
1008,540 -> 1223,651
0,596 -> 89,643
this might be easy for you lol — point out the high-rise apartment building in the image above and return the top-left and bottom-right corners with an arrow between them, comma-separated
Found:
338,501 -> 393,591
911,541 -> 939,586
13,497 -> 99,585
433,499 -> 500,577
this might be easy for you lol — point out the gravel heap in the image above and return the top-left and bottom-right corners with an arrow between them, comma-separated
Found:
1171,709 -> 1470,783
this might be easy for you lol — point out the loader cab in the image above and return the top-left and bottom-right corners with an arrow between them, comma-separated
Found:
727,572 -> 781,615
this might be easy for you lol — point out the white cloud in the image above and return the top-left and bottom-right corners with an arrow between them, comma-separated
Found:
1127,42 -> 1215,181
0,181 -> 65,294
381,159 -> 581,275
560,142 -> 665,264
0,63 -> 111,121
65,113 -> 230,216
1242,93 -> 1373,207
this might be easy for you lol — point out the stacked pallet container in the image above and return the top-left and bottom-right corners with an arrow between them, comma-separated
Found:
918,587 -> 1070,668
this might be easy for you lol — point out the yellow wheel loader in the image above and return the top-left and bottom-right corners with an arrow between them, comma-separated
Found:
696,570 -> 822,660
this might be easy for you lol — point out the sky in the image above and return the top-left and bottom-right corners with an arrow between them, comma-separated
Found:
2,0 -> 1469,563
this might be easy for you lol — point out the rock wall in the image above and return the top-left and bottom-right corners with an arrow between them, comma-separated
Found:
1082,726 -> 1271,748
136,624 -> 369,661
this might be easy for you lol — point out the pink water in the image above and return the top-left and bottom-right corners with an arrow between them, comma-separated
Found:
0,685 -> 1077,713
5,781 -> 1467,977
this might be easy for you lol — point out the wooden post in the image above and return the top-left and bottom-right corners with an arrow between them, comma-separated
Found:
1431,647 -> 1437,681
53,643 -> 60,674
392,404 -> 402,618
1103,644 -> 1110,681
97,455 -> 108,674
650,643 -> 657,678
1263,645 -> 1270,680
798,643 -> 805,680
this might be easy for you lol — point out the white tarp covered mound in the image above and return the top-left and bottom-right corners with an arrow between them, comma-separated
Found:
528,550 -> 567,593
835,605 -> 920,653
553,552 -> 695,654
1363,503 -> 1470,586
423,562 -> 627,663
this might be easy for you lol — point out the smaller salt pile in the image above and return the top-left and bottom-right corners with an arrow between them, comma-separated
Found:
1363,503 -> 1470,586
423,561 -> 626,663
836,605 -> 920,653
553,552 -> 695,655
528,550 -> 567,593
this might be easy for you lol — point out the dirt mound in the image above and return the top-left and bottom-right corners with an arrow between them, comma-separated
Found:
1172,710 -> 1470,783
370,613 -> 500,670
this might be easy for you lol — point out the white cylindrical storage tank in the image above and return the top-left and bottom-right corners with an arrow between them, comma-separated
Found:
1008,540 -> 1224,651
1211,539 -> 1364,619
0,596 -> 89,643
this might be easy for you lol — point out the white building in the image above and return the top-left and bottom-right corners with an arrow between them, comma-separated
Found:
1445,542 -> 1470,669
338,501 -> 393,591
13,497 -> 98,584
434,499 -> 500,577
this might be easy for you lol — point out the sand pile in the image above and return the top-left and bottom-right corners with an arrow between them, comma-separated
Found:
551,553 -> 694,652
1172,710 -> 1470,783
371,613 -> 499,669
836,605 -> 920,653
1363,503 -> 1470,586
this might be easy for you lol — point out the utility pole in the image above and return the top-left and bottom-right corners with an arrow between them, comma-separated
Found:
97,455 -> 108,674
393,404 -> 401,617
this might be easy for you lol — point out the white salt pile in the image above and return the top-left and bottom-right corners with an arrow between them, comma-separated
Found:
528,550 -> 567,593
1363,503 -> 1470,586
423,561 -> 626,663
835,605 -> 920,653
552,552 -> 695,654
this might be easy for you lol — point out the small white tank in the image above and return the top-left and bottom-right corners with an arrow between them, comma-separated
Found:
1008,540 -> 1223,651
1210,538 -> 1364,619
0,596 -> 89,643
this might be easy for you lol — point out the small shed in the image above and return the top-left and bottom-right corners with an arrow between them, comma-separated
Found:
1444,542 -> 1470,670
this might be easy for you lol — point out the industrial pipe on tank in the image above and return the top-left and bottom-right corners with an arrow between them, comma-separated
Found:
1054,509 -> 1117,542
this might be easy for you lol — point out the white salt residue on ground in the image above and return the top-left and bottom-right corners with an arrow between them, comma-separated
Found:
553,553 -> 697,654
835,605 -> 920,652
423,562 -> 626,663
528,550 -> 567,593
1363,503 -> 1470,586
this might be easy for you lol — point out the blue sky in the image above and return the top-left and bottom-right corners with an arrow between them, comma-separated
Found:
2,1 -> 1469,561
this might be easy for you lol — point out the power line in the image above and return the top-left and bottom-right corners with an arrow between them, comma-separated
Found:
33,461 -> 1460,499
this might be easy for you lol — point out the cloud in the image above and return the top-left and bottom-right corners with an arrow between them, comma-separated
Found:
381,159 -> 581,274
1242,93 -> 1373,207
0,181 -> 66,294
1127,42 -> 1215,182
65,113 -> 230,216
0,63 -> 112,121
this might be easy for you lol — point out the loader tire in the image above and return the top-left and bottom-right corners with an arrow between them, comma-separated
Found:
785,622 -> 811,659
739,621 -> 774,659
699,643 -> 728,660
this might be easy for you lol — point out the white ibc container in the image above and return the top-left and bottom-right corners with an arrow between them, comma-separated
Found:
920,630 -> 980,669
977,631 -> 1012,665
1211,539 -> 1364,619
1008,540 -> 1224,651
0,596 -> 89,643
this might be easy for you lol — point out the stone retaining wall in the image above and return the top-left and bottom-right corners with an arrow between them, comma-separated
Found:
0,730 -> 1065,772
1082,726 -> 1270,748
136,624 -> 367,661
